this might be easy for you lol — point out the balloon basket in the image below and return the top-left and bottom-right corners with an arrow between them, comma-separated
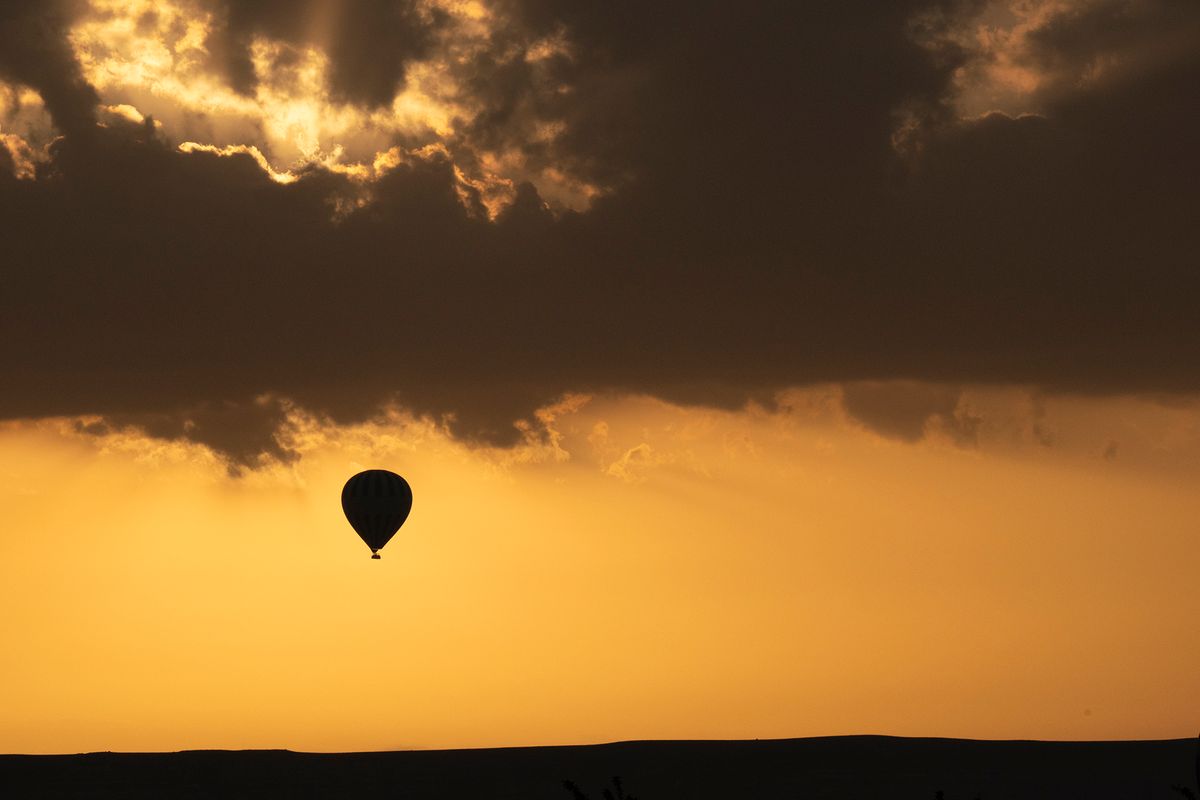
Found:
371,553 -> 381,560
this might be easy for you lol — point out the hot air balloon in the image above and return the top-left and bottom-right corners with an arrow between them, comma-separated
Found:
341,469 -> 413,559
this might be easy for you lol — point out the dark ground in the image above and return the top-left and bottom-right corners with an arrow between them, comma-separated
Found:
1,736 -> 1196,799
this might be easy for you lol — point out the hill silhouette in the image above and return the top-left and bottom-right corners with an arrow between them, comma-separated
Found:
1,735 -> 1197,798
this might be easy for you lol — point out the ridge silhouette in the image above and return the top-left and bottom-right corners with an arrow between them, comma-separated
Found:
0,734 -> 1196,799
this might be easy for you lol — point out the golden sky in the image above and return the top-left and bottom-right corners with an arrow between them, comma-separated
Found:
3,387 -> 1199,753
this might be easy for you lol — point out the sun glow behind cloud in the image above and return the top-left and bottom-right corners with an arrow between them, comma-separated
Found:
0,83 -> 55,178
2,388 -> 1200,753
64,0 -> 596,215
927,0 -> 1200,119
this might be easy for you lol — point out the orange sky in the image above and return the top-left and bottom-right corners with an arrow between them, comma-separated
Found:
3,387 -> 1199,753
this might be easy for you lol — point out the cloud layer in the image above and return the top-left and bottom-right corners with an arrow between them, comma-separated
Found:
1,0 -> 1198,465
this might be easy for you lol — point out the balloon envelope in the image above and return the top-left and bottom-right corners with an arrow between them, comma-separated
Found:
341,469 -> 413,558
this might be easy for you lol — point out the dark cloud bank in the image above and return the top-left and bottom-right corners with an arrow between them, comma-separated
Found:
1,0 -> 1198,466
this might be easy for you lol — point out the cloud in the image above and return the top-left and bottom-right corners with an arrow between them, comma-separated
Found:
0,1 -> 98,136
1,0 -> 1199,468
841,382 -> 964,443
203,0 -> 444,107
75,395 -> 296,476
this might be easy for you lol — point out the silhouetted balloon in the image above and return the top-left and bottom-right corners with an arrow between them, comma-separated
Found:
341,469 -> 413,559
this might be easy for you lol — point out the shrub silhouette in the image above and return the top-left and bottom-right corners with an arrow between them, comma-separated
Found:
562,776 -> 637,800
1171,732 -> 1200,800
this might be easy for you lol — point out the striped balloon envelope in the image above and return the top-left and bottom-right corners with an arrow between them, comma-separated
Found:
341,469 -> 413,559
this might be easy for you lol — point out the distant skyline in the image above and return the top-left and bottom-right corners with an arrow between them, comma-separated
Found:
1,0 -> 1198,753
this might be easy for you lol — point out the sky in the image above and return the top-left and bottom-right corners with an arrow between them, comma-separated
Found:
1,0 -> 1198,753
